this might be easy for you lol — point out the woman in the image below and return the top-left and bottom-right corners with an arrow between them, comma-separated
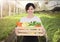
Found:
16,3 -> 46,42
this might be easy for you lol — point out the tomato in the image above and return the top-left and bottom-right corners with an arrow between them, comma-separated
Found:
16,22 -> 22,27
35,24 -> 41,27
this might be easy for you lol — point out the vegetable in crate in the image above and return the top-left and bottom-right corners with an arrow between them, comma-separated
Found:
16,22 -> 22,27
22,22 -> 29,27
35,22 -> 41,27
29,21 -> 41,27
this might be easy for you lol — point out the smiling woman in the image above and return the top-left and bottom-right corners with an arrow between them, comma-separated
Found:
15,3 -> 46,42
20,3 -> 39,42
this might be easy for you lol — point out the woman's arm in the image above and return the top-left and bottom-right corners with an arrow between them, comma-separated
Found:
15,27 -> 20,35
40,25 -> 46,36
39,18 -> 46,36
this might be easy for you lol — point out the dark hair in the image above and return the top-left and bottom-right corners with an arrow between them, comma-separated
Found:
25,3 -> 35,11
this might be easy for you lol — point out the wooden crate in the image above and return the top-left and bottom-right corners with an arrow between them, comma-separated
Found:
15,26 -> 44,36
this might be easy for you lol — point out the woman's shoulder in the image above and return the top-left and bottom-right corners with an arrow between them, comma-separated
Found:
20,16 -> 28,22
20,17 -> 26,20
34,16 -> 40,19
33,16 -> 41,22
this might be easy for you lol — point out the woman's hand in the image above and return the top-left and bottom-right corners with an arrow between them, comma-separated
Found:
15,27 -> 19,35
15,27 -> 21,35
39,26 -> 46,36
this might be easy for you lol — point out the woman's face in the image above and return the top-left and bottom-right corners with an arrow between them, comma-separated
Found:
27,6 -> 35,15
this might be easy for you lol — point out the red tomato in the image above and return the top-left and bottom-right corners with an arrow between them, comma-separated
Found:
16,22 -> 22,27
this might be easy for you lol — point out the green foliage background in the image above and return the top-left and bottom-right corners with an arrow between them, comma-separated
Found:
0,12 -> 60,42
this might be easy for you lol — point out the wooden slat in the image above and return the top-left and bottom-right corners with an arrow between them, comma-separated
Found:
15,27 -> 45,36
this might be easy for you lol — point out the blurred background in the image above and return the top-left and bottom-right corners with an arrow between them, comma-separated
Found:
0,0 -> 60,17
0,0 -> 60,42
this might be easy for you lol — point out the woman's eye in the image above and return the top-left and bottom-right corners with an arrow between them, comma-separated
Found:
31,8 -> 33,10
